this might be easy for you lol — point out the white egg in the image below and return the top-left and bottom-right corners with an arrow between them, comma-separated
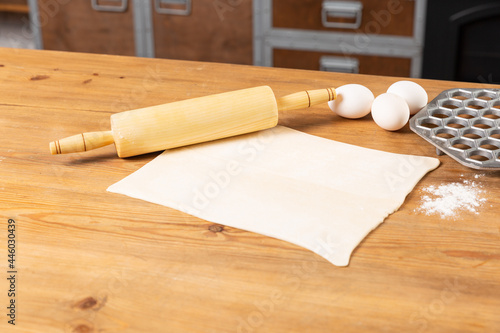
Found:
371,93 -> 410,131
328,84 -> 374,119
387,80 -> 428,115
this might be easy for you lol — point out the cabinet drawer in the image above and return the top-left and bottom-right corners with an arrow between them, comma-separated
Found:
2,0 -> 27,5
0,0 -> 28,13
38,0 -> 135,55
273,48 -> 411,77
153,0 -> 253,65
273,0 -> 415,37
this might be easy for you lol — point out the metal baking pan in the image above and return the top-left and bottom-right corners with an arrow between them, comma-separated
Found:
410,88 -> 500,170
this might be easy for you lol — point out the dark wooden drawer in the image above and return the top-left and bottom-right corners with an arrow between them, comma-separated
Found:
1,0 -> 28,5
153,0 -> 253,65
1,0 -> 27,5
273,0 -> 415,37
38,0 -> 135,56
273,48 -> 412,77
0,0 -> 29,13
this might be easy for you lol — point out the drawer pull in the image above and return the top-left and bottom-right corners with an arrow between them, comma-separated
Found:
320,56 -> 359,73
155,0 -> 191,15
321,1 -> 363,29
91,0 -> 128,12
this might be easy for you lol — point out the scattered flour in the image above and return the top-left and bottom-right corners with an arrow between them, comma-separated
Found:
416,175 -> 487,219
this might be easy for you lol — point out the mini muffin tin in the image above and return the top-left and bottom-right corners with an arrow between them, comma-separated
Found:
410,88 -> 500,170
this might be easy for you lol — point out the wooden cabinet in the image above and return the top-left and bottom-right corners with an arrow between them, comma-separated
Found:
152,0 -> 253,65
31,0 -> 426,76
34,0 -> 252,64
256,0 -> 427,77
37,0 -> 136,56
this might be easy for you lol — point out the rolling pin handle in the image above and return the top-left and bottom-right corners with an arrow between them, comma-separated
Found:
276,88 -> 337,112
50,131 -> 115,155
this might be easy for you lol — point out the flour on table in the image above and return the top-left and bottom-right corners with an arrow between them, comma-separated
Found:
416,175 -> 486,219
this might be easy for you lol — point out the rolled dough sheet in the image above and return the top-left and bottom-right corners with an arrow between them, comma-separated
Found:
108,126 -> 439,266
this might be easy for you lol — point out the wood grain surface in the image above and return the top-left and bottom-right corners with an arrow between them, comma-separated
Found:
0,48 -> 499,333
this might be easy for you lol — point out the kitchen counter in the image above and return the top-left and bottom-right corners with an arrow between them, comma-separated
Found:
0,48 -> 499,332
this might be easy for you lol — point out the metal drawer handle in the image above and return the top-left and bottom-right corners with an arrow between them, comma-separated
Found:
321,1 -> 363,29
155,0 -> 191,16
320,56 -> 359,73
91,0 -> 128,12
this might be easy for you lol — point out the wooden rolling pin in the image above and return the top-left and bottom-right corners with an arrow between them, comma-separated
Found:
50,86 -> 336,158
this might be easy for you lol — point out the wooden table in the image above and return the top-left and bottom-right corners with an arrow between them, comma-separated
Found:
1,48 -> 499,332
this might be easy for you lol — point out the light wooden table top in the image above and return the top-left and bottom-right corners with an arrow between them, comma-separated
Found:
0,48 -> 499,333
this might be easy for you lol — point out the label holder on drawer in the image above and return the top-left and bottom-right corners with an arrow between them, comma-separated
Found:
154,0 -> 191,16
320,56 -> 359,73
321,1 -> 363,29
91,0 -> 128,12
